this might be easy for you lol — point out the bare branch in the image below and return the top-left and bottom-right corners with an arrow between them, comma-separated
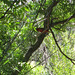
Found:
49,27 -> 75,65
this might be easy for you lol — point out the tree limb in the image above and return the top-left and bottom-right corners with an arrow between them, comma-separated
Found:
51,13 -> 75,27
23,33 -> 46,62
46,0 -> 60,17
49,27 -> 75,65
25,50 -> 57,74
0,0 -> 17,19
23,0 -> 60,62
0,24 -> 24,62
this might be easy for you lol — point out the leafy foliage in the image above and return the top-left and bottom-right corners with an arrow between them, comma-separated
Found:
0,0 -> 75,75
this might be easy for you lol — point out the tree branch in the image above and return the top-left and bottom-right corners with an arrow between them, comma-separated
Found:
0,0 -> 17,19
23,33 -> 46,62
51,13 -> 75,27
25,50 -> 57,74
23,0 -> 60,63
46,0 -> 60,17
49,27 -> 75,65
0,24 -> 24,62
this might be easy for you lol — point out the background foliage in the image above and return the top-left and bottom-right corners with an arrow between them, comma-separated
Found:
0,0 -> 75,75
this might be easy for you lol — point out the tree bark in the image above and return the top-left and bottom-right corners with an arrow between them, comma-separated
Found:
23,33 -> 46,62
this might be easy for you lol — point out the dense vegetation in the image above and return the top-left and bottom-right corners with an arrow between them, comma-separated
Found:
0,0 -> 75,75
